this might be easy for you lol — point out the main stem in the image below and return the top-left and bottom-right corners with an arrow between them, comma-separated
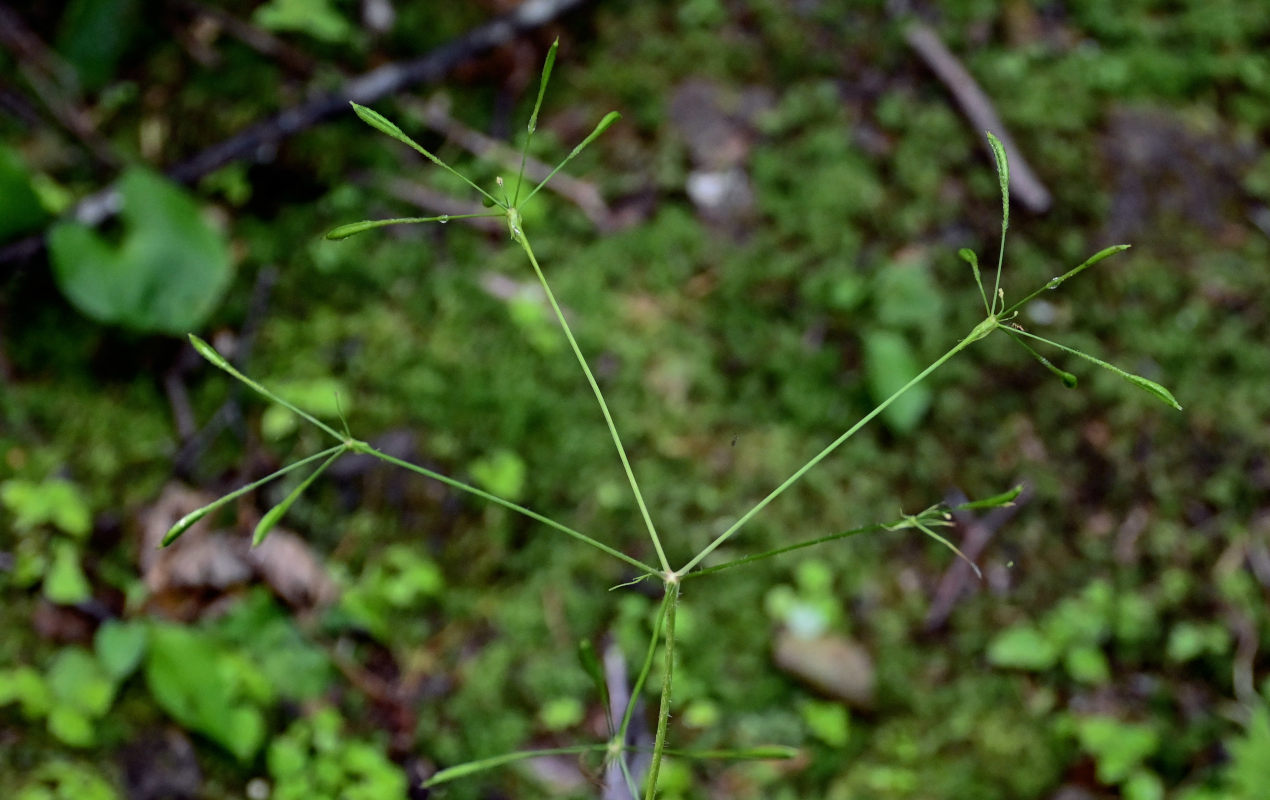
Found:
644,581 -> 680,800
514,227 -> 672,575
679,325 -> 990,575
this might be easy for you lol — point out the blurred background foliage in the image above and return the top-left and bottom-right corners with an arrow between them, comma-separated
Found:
1,0 -> 1269,798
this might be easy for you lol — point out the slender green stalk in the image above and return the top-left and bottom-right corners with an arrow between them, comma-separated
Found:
326,213 -> 502,240
522,111 -> 621,206
678,328 -> 986,575
644,582 -> 680,800
363,446 -> 657,574
682,521 -> 891,579
423,744 -> 605,787
513,229 -> 671,575
999,244 -> 1131,318
189,335 -> 346,442
618,588 -> 673,745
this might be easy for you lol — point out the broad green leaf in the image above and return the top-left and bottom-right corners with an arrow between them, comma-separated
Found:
862,329 -> 931,435
49,168 -> 232,334
146,624 -> 266,761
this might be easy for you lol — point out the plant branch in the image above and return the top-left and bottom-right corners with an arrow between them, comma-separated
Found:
643,582 -> 679,800
514,230 -> 671,574
679,329 -> 985,575
364,447 -> 657,575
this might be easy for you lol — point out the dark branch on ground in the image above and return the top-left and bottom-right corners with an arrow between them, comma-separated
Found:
0,0 -> 591,271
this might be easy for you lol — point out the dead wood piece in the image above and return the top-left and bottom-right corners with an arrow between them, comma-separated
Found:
923,483 -> 1030,631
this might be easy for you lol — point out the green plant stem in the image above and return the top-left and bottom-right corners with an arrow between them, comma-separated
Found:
999,244 -> 1131,318
362,446 -> 656,575
682,521 -> 890,579
644,581 -> 680,800
679,329 -> 986,574
618,587 -> 673,745
423,744 -> 605,787
513,229 -> 671,575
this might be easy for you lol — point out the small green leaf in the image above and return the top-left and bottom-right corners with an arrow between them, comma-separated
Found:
188,334 -> 231,370
47,705 -> 95,747
468,449 -> 527,502
253,449 -> 343,546
350,103 -> 414,148
959,247 -> 989,312
325,216 -> 458,240
47,647 -> 116,718
161,505 -> 212,546
955,484 -> 1024,511
0,477 -> 92,538
95,620 -> 148,681
528,38 -> 559,135
862,329 -> 931,435
44,540 -> 91,605
0,665 -> 51,719
1124,374 -> 1183,411
987,625 -> 1059,670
